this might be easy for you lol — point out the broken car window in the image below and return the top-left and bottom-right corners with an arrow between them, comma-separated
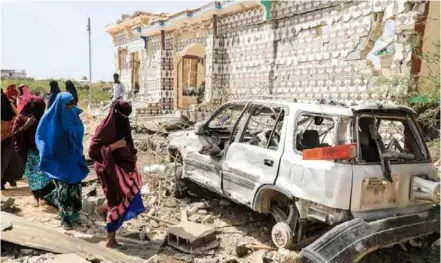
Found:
240,105 -> 284,150
208,104 -> 246,129
358,115 -> 428,163
295,114 -> 336,151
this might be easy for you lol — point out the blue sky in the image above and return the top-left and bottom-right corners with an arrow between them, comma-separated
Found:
1,0 -> 205,81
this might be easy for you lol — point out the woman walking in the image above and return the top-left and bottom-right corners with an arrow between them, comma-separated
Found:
13,96 -> 56,206
5,84 -> 18,106
89,100 -> 145,248
1,90 -> 23,189
47,81 -> 61,109
65,80 -> 79,105
17,84 -> 31,113
36,92 -> 89,230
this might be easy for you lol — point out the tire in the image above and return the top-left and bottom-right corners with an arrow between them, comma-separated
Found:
271,222 -> 293,249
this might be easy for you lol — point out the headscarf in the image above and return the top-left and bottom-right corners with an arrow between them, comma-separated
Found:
5,84 -> 18,103
12,96 -> 46,164
1,89 -> 16,121
17,85 -> 31,113
65,80 -> 79,104
88,100 -> 140,223
36,92 -> 89,183
47,81 -> 61,109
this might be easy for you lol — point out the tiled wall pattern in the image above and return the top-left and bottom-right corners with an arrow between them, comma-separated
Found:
111,0 -> 424,116
212,0 -> 421,105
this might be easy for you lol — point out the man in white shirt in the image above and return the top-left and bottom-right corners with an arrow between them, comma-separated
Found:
112,73 -> 125,102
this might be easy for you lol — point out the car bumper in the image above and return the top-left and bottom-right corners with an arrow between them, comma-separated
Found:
300,207 -> 440,263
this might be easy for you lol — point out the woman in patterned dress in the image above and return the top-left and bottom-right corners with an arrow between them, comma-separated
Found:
12,96 -> 56,206
89,100 -> 145,248
36,92 -> 89,230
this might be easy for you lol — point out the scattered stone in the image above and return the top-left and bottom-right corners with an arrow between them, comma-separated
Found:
143,164 -> 166,174
219,200 -> 231,207
146,207 -> 156,217
147,196 -> 157,206
19,249 -> 33,256
202,215 -> 214,224
85,254 -> 102,263
188,214 -> 200,222
191,202 -> 208,210
194,258 -> 219,263
249,251 -> 266,263
181,210 -> 188,222
188,206 -> 199,214
1,197 -> 15,210
173,254 -> 194,263
144,254 -> 161,263
277,248 -> 301,263
141,183 -> 151,195
81,196 -> 106,221
165,198 -> 178,208
198,210 -> 208,215
150,220 -> 160,228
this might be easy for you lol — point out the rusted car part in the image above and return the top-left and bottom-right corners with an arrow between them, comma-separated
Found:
300,208 -> 440,263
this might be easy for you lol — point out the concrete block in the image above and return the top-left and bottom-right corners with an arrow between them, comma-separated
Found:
166,222 -> 217,253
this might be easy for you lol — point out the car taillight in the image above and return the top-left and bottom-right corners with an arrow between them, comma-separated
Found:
303,144 -> 356,161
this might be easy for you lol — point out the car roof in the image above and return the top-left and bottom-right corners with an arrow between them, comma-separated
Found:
230,99 -> 416,116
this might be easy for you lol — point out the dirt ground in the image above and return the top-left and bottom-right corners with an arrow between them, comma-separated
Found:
1,158 -> 439,263
1,113 -> 439,263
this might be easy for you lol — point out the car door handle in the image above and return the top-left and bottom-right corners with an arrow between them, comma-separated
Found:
264,159 -> 274,167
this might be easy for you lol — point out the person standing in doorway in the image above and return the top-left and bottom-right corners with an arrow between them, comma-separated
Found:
112,73 -> 125,102
36,92 -> 89,230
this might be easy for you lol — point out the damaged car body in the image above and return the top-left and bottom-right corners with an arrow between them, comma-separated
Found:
168,100 -> 440,262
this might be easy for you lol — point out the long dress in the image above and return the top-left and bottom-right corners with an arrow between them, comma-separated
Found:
36,92 -> 89,226
89,100 -> 145,232
1,94 -> 24,189
12,96 -> 56,203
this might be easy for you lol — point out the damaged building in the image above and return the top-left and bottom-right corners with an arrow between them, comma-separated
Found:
105,0 -> 439,117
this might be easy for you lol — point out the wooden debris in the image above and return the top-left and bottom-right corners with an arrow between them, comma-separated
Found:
0,212 -> 142,263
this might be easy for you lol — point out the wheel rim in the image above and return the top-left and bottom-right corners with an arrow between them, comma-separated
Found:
271,222 -> 293,248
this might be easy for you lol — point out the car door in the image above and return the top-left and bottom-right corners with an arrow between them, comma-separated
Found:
222,103 -> 286,207
183,102 -> 248,193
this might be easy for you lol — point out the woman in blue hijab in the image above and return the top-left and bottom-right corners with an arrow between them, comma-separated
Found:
36,92 -> 89,230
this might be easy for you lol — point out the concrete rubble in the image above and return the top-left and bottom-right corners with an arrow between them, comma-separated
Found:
1,111 -> 439,263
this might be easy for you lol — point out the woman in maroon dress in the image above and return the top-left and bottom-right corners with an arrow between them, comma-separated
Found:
88,100 -> 145,249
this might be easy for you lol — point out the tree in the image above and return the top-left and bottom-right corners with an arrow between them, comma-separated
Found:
82,76 -> 87,80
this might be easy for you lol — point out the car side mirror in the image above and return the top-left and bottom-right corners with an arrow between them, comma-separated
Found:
195,122 -> 205,135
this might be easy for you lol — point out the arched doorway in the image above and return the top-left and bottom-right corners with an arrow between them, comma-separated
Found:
174,43 -> 206,110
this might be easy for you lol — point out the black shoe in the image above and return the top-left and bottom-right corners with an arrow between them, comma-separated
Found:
63,222 -> 73,231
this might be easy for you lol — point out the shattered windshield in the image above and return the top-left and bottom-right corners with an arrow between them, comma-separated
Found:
357,114 -> 428,163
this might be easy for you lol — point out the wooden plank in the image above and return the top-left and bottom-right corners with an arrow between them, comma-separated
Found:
0,212 -> 143,263
46,254 -> 90,263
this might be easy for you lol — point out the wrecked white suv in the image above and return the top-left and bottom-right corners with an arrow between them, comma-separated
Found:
168,99 -> 440,262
